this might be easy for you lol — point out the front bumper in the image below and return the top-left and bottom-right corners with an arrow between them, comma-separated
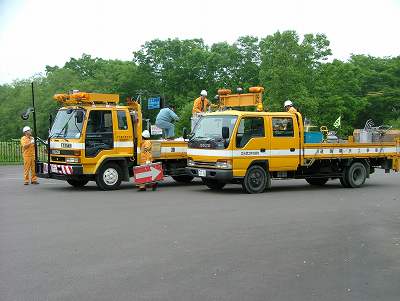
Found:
186,167 -> 233,183
36,162 -> 84,180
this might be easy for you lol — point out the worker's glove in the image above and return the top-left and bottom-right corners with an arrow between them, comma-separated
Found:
30,138 -> 35,144
146,160 -> 151,164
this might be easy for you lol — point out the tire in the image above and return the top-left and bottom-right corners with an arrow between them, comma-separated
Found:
203,179 -> 226,190
67,179 -> 89,188
305,178 -> 328,186
242,165 -> 270,194
95,163 -> 122,190
172,175 -> 194,183
339,176 -> 351,188
345,162 -> 367,188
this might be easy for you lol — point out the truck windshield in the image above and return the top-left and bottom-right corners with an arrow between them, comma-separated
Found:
192,115 -> 237,141
50,109 -> 85,139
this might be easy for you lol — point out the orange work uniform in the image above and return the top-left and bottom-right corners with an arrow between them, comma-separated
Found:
192,97 -> 210,114
140,140 -> 153,165
20,136 -> 37,184
288,107 -> 297,113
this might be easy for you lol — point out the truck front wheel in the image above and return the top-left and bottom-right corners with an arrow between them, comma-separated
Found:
345,162 -> 367,188
242,165 -> 270,194
95,163 -> 122,190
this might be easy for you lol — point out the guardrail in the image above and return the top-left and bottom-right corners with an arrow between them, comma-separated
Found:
0,140 -> 47,164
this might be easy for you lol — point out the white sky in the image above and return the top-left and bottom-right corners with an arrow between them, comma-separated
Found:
0,0 -> 399,84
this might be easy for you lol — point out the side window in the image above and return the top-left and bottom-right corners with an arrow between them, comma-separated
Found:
272,117 -> 294,137
236,117 -> 265,148
117,111 -> 128,130
86,110 -> 113,133
85,110 -> 113,158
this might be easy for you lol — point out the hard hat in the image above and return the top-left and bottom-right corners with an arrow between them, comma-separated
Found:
22,126 -> 31,133
142,130 -> 150,138
200,90 -> 207,96
284,100 -> 293,107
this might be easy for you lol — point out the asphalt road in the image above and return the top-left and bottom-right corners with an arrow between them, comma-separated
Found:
0,165 -> 399,301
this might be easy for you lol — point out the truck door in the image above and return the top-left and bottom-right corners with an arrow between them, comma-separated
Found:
268,116 -> 300,170
85,110 -> 114,158
233,116 -> 268,177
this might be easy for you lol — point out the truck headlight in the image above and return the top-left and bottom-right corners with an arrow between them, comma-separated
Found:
65,157 -> 80,163
216,159 -> 232,169
187,158 -> 194,166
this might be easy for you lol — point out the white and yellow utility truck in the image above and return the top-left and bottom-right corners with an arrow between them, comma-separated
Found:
186,88 -> 400,193
36,92 -> 190,190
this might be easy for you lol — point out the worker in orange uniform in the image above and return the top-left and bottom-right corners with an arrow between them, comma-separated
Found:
138,130 -> 157,191
284,100 -> 297,113
20,126 -> 38,185
192,90 -> 210,114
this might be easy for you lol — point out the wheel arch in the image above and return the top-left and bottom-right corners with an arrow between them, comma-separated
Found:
96,157 -> 130,181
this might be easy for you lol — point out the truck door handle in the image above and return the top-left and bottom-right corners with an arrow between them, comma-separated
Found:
260,148 -> 266,153
290,148 -> 295,152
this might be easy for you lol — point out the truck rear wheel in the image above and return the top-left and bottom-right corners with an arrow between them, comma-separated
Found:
67,179 -> 89,188
242,165 -> 270,194
345,162 -> 367,188
95,163 -> 122,190
305,178 -> 328,186
203,179 -> 226,190
172,175 -> 194,183
339,177 -> 351,188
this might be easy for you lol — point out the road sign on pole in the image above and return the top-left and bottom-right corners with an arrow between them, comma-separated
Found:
148,97 -> 161,110
133,162 -> 164,184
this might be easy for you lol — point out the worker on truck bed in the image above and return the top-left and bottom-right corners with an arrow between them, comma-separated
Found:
138,130 -> 157,191
155,105 -> 179,139
20,126 -> 38,185
192,90 -> 210,114
284,100 -> 297,113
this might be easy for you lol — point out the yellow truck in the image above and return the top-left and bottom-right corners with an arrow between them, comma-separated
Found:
36,92 -> 190,190
186,89 -> 400,193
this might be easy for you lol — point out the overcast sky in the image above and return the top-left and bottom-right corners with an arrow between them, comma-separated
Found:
0,0 -> 399,84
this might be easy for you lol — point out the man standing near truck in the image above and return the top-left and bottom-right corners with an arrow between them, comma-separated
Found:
20,126 -> 38,185
192,90 -> 210,114
284,100 -> 297,113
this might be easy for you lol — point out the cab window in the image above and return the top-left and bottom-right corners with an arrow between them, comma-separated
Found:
272,117 -> 294,137
85,110 -> 113,157
236,117 -> 265,148
117,111 -> 128,130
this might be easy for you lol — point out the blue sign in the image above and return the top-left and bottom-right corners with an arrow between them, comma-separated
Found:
148,97 -> 161,109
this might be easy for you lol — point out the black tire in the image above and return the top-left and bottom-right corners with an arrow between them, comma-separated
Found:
171,175 -> 194,183
203,179 -> 226,190
339,176 -> 351,188
242,165 -> 270,194
345,162 -> 367,188
305,178 -> 329,186
67,179 -> 89,188
95,163 -> 122,190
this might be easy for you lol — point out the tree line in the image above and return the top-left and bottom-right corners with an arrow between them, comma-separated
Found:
0,30 -> 399,140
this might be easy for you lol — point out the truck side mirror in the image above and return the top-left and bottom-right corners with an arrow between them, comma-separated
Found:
182,127 -> 188,140
222,126 -> 229,139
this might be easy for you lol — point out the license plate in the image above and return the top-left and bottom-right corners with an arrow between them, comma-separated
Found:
198,169 -> 206,177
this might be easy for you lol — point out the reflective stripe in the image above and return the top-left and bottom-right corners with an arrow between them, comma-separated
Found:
304,147 -> 397,156
50,141 -> 85,149
114,141 -> 134,148
161,147 -> 187,153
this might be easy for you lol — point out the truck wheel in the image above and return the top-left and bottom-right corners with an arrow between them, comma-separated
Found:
203,179 -> 226,190
345,162 -> 367,188
95,163 -> 122,190
67,179 -> 89,188
339,177 -> 351,188
172,175 -> 194,183
242,165 -> 270,194
305,178 -> 328,186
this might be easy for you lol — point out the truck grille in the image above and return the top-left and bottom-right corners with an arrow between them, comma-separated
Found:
194,161 -> 216,168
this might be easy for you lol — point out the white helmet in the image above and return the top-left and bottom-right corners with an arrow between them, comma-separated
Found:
22,126 -> 31,133
142,130 -> 150,138
200,90 -> 207,96
284,100 -> 293,107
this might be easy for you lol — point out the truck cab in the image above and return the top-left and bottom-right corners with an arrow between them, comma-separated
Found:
186,110 -> 302,193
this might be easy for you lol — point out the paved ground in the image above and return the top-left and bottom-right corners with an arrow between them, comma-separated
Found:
0,166 -> 399,301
